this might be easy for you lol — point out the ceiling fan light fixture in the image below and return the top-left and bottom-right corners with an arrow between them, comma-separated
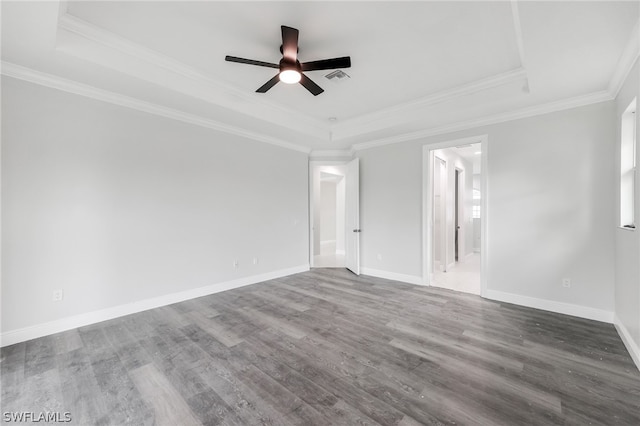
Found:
279,69 -> 301,84
225,25 -> 350,95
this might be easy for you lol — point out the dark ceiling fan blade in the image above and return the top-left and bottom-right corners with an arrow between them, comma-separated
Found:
299,73 -> 324,96
225,56 -> 279,69
256,74 -> 281,93
301,56 -> 351,71
281,26 -> 299,61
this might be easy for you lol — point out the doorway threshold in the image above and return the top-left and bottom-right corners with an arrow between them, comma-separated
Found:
313,253 -> 346,268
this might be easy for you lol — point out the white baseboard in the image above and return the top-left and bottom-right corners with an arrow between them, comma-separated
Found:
484,289 -> 614,323
614,314 -> 640,372
361,267 -> 423,286
0,264 -> 309,347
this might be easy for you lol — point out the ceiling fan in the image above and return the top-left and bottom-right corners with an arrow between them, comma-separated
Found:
225,25 -> 351,96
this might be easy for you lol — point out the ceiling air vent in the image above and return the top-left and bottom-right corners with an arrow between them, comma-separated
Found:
325,70 -> 351,81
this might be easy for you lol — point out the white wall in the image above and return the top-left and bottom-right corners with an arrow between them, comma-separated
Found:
1,77 -> 309,338
358,101 -> 616,319
614,59 -> 640,368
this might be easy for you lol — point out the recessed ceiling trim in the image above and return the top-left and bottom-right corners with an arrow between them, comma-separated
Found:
54,11 -> 535,146
331,67 -> 528,141
350,89 -> 612,152
4,59 -> 611,158
5,2 -> 634,155
57,12 -> 329,140
1,61 -> 311,154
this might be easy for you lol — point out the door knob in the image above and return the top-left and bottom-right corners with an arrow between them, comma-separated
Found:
353,229 -> 361,233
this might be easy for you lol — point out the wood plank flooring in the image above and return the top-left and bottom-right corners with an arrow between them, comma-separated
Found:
2,268 -> 640,425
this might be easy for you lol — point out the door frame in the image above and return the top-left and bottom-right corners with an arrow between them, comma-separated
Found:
309,160 -> 351,268
422,135 -> 489,296
344,158 -> 360,275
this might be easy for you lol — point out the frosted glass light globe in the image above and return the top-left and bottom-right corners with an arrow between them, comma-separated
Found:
279,69 -> 301,84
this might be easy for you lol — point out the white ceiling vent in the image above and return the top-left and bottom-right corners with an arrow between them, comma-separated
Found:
325,70 -> 351,81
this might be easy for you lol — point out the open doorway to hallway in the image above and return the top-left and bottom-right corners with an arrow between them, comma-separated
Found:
425,138 -> 485,295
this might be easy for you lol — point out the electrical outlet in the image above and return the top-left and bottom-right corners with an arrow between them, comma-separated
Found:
52,289 -> 64,302
253,257 -> 259,265
233,259 -> 239,269
562,278 -> 571,288
377,254 -> 382,261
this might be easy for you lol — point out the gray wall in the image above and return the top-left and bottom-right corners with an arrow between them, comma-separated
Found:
1,77 -> 309,334
358,101 -> 616,315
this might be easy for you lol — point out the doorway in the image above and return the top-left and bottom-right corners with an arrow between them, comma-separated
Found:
423,136 -> 487,296
310,160 -> 360,273
315,170 -> 346,267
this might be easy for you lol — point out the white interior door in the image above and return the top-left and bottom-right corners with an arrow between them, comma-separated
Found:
345,158 -> 360,275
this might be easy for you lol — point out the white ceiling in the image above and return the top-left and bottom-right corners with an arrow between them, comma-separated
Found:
2,1 -> 639,154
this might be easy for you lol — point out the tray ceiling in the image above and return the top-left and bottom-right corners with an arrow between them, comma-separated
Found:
2,1 -> 638,154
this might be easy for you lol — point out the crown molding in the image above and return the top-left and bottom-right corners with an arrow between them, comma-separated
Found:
308,150 -> 354,160
57,11 -> 535,146
8,7 -> 633,157
1,61 -> 311,154
608,18 -> 640,99
57,12 -> 328,140
331,67 -> 528,142
3,60 -> 613,158
352,90 -> 613,152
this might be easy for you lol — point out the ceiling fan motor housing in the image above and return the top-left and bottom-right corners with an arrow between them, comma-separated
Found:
280,58 -> 302,73
279,45 -> 299,55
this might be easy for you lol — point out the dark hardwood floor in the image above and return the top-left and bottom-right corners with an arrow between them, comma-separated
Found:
2,268 -> 640,425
